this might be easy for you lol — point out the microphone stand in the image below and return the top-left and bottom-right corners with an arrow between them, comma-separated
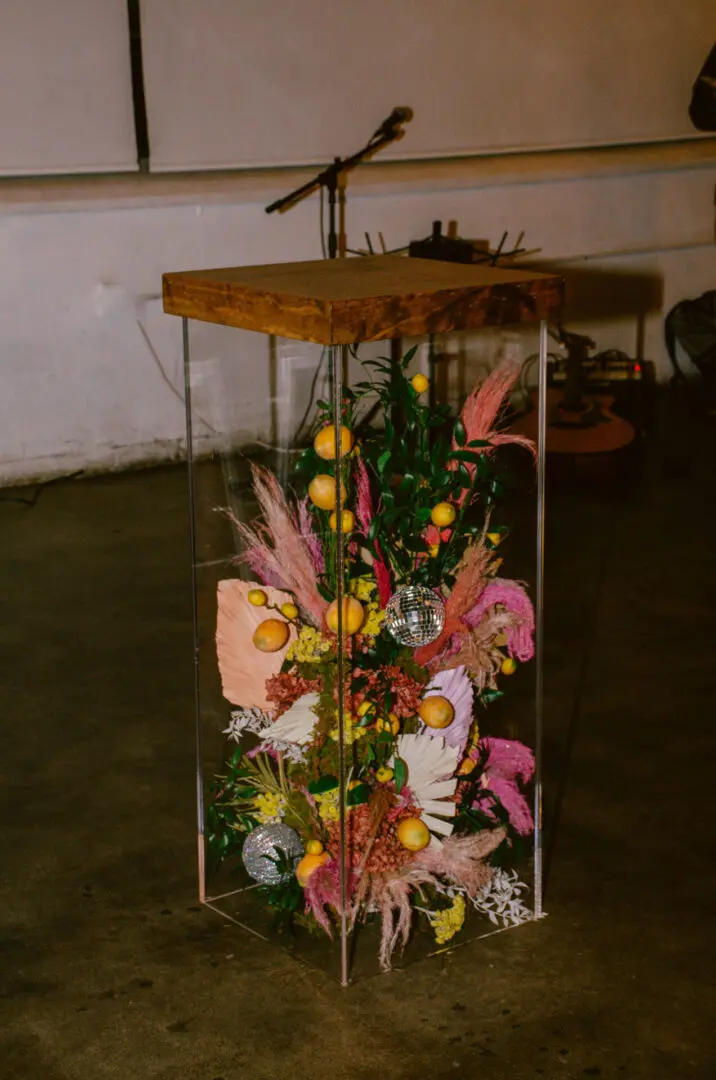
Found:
265,122 -> 409,259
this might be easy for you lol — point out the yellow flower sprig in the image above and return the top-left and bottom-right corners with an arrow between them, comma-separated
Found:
429,894 -> 466,945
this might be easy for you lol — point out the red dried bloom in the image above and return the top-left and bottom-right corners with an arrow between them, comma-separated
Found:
350,666 -> 423,719
325,801 -> 421,873
265,672 -> 321,716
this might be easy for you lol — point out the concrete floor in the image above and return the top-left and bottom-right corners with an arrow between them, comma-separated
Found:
1,426 -> 715,1079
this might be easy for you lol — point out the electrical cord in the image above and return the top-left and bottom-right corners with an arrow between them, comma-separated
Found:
0,471 -> 84,507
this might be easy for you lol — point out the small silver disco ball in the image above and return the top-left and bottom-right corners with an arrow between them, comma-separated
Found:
384,585 -> 446,647
241,823 -> 303,885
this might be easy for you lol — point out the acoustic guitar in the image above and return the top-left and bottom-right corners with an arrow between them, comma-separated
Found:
511,327 -> 635,455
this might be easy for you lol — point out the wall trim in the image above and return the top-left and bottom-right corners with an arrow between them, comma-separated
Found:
2,137 -> 715,215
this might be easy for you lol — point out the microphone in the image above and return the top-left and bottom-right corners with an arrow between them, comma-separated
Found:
372,106 -> 414,140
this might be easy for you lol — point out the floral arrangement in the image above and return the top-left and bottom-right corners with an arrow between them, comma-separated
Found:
209,351 -> 538,969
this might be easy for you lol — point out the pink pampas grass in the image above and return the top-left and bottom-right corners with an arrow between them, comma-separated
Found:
414,540 -> 495,668
303,858 -> 351,937
457,361 -> 535,469
415,828 -> 506,896
354,456 -> 392,605
295,497 -> 324,575
354,456 -> 374,536
231,465 -> 327,627
353,865 -> 440,970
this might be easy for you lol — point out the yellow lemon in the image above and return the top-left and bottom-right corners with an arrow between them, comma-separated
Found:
252,618 -> 290,653
397,817 -> 430,852
501,657 -> 517,675
325,597 -> 364,635
328,509 -> 355,533
375,766 -> 394,783
305,839 -> 324,856
247,588 -> 268,606
487,531 -> 503,547
280,602 -> 299,620
296,851 -> 329,887
411,372 -> 429,394
375,713 -> 400,736
458,757 -> 477,776
308,474 -> 346,511
418,695 -> 455,729
314,424 -> 354,461
430,502 -> 456,527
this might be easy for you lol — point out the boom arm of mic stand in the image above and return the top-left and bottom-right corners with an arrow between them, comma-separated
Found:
265,129 -> 405,216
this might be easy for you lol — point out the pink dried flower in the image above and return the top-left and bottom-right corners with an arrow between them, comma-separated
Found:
472,736 -> 535,836
463,579 -> 535,662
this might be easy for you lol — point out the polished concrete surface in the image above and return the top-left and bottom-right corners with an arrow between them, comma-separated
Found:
1,428 -> 715,1079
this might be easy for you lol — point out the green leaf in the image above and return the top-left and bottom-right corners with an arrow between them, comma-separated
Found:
308,774 -> 339,795
454,418 -> 466,446
317,581 -> 334,602
367,518 -> 380,542
377,450 -> 391,476
458,464 -> 472,489
393,756 -> 407,794
346,783 -> 371,807
447,449 -> 485,465
397,473 -> 415,500
401,344 -> 419,369
376,732 -> 394,745
467,439 -> 490,448
402,535 -> 428,553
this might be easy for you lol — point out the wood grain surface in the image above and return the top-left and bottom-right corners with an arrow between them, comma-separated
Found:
163,255 -> 563,343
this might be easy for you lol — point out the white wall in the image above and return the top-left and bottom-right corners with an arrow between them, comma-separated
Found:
140,0 -> 712,169
1,152 -> 715,485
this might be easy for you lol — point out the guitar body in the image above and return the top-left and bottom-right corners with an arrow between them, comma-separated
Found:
511,388 -> 635,455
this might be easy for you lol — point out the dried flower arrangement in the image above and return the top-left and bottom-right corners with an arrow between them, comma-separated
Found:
209,350 -> 538,969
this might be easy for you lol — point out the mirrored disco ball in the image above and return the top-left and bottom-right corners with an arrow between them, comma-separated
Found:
241,824 -> 303,885
384,585 -> 445,647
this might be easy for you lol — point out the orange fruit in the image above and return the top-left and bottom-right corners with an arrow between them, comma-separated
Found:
328,509 -> 355,533
411,373 -> 429,394
252,618 -> 290,653
418,695 -> 455,729
501,657 -> 517,675
296,851 -> 329,887
325,597 -> 364,635
314,425 -> 354,461
397,817 -> 430,852
308,474 -> 345,511
430,502 -> 456,527
247,588 -> 268,606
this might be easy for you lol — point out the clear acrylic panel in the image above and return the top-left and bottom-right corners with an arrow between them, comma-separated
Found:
183,318 -> 547,983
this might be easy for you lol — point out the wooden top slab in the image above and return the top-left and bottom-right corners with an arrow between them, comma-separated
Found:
163,255 -> 563,344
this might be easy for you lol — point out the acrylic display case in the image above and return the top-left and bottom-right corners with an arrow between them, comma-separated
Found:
163,255 -> 563,984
